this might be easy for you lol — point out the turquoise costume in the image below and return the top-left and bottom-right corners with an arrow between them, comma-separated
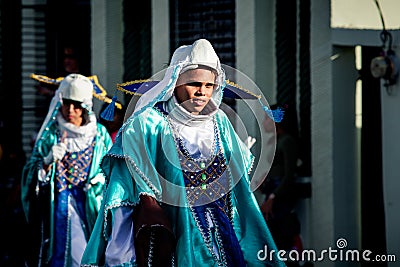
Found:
21,122 -> 112,225
21,120 -> 113,266
21,74 -> 114,267
82,39 -> 285,267
82,106 -> 284,266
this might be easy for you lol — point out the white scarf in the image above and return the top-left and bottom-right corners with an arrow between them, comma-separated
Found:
56,112 -> 98,152
129,39 -> 225,120
166,96 -> 217,159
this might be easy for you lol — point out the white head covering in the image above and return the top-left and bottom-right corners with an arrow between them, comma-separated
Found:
130,39 -> 225,118
59,73 -> 94,109
34,73 -> 96,148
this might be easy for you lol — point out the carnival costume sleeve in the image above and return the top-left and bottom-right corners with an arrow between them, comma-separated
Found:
21,123 -> 57,223
85,123 -> 114,231
82,107 -> 178,266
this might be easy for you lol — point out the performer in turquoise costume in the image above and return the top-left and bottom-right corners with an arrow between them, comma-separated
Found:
21,74 -> 113,267
81,39 -> 285,266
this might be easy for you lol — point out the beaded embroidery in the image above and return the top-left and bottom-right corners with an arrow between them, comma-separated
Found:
56,138 -> 96,191
154,103 -> 245,266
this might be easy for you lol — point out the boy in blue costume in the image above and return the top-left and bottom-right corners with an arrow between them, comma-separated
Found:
82,39 -> 285,267
21,74 -> 113,267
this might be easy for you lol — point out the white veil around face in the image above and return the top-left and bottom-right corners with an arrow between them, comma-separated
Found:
33,74 -> 95,148
126,39 -> 225,122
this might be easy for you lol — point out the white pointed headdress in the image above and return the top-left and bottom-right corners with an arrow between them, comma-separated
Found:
130,39 -> 225,118
33,74 -> 96,147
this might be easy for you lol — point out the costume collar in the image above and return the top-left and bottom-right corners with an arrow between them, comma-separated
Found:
56,113 -> 97,152
166,96 -> 217,127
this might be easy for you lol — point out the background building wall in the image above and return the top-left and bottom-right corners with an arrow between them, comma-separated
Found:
236,0 -> 278,186
310,2 -> 336,266
380,43 -> 400,267
91,0 -> 124,113
151,0 -> 169,74
331,2 -> 400,266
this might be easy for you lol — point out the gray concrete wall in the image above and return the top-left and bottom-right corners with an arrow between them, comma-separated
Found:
380,44 -> 400,266
91,0 -> 124,113
236,0 -> 277,185
313,1 -> 400,266
151,0 -> 169,74
331,45 -> 360,255
310,0 -> 335,266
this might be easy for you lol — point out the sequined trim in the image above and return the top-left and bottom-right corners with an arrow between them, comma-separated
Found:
148,230 -> 156,265
105,152 -> 162,202
102,201 -> 136,240
209,209 -> 228,266
64,195 -> 72,267
102,192 -> 154,240
125,156 -> 162,200
189,207 -> 228,266
81,260 -> 137,267
248,154 -> 255,175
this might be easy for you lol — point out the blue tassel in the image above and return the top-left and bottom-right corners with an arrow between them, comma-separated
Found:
262,105 -> 284,122
258,99 -> 285,122
100,95 -> 117,121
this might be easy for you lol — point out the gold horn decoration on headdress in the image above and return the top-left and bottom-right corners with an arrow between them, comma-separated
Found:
30,73 -> 122,110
